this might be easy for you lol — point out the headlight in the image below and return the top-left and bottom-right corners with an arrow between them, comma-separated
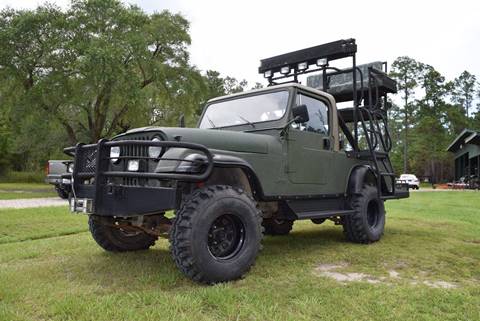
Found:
110,146 -> 120,163
148,137 -> 163,159
67,163 -> 74,173
127,160 -> 139,171
177,153 -> 204,173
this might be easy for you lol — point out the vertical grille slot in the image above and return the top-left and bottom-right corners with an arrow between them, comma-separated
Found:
117,134 -> 151,187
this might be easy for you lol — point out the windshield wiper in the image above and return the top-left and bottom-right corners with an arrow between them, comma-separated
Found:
206,115 -> 216,128
237,115 -> 256,128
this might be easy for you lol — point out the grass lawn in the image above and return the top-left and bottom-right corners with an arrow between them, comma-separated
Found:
0,192 -> 479,321
0,183 -> 57,200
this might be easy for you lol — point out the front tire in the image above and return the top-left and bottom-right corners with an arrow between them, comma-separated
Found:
170,185 -> 263,284
88,216 -> 157,252
342,185 -> 385,243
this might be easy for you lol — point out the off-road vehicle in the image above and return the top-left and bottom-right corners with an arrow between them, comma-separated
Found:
65,39 -> 409,284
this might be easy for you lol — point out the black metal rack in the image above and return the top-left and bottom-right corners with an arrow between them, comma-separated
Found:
259,38 -> 405,198
64,140 -> 214,216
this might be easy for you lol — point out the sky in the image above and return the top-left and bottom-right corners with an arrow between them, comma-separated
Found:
1,0 -> 479,88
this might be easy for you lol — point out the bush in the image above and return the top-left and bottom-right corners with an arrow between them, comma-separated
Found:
0,171 -> 45,183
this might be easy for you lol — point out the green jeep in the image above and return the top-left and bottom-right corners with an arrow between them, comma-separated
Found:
65,39 -> 409,284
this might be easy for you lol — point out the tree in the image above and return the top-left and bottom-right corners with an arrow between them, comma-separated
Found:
390,56 -> 421,173
0,0 -> 194,144
251,82 -> 264,90
412,64 -> 451,182
452,71 -> 477,118
195,70 -> 249,115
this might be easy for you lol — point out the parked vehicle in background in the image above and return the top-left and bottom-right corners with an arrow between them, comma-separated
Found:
45,160 -> 73,199
448,175 -> 480,190
397,174 -> 420,190
468,175 -> 480,190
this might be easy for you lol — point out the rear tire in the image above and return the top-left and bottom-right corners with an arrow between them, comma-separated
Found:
342,185 -> 385,244
55,185 -> 69,199
170,185 -> 263,284
262,218 -> 293,235
88,216 -> 157,252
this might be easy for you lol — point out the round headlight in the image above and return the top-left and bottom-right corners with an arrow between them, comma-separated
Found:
110,146 -> 120,163
67,163 -> 74,173
148,137 -> 163,159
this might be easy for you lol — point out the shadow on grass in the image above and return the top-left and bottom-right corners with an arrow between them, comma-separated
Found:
60,225 -> 349,290
59,222 -> 443,291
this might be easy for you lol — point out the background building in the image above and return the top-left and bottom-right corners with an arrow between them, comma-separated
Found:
447,129 -> 480,180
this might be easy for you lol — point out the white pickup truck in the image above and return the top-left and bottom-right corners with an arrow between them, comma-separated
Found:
45,160 -> 73,199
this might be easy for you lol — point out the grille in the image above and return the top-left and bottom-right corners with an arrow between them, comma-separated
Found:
117,134 -> 152,186
78,147 -> 97,173
120,135 -> 149,159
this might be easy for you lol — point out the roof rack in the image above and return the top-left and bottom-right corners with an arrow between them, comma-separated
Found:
259,38 -> 356,76
307,62 -> 397,103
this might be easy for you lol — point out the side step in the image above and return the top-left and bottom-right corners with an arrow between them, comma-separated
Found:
296,209 -> 355,220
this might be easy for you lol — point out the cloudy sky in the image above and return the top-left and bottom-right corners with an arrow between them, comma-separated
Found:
1,0 -> 479,87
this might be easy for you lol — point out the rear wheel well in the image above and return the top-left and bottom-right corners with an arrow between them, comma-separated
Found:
347,166 -> 377,195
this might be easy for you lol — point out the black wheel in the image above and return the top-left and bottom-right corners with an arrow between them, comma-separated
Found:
262,218 -> 293,235
170,185 -> 263,284
55,185 -> 69,199
88,216 -> 157,252
342,185 -> 385,244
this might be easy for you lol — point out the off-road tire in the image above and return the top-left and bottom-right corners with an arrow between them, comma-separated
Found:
342,185 -> 385,244
88,216 -> 157,252
55,185 -> 69,199
262,218 -> 293,235
170,185 -> 263,284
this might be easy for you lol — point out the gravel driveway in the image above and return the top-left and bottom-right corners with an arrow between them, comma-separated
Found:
0,197 -> 68,209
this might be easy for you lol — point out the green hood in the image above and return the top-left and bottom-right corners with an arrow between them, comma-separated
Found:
122,127 -> 279,154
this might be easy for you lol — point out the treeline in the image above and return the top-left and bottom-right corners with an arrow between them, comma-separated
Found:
388,58 -> 479,182
0,1 -> 478,182
0,0 -> 257,174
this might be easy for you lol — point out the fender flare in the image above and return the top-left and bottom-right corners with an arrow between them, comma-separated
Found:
210,154 -> 266,199
346,165 -> 377,195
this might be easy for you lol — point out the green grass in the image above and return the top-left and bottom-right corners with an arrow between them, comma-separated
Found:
0,192 -> 479,321
0,171 -> 45,183
0,183 -> 56,200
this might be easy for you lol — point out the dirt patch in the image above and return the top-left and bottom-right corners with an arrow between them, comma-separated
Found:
315,264 -> 383,284
422,280 -> 457,289
315,263 -> 458,289
388,270 -> 400,278
465,239 -> 480,244
0,198 -> 67,209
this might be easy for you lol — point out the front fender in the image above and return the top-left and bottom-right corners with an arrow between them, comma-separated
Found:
210,154 -> 265,199
156,149 -> 265,198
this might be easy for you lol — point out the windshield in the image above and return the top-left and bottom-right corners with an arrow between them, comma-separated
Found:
199,91 -> 289,129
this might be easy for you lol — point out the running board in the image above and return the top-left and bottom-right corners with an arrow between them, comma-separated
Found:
296,209 -> 355,220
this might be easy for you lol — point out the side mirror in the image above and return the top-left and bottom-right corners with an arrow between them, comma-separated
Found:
179,114 -> 185,128
292,104 -> 309,123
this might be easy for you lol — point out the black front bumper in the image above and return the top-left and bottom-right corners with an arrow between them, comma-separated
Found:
64,139 -> 213,217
